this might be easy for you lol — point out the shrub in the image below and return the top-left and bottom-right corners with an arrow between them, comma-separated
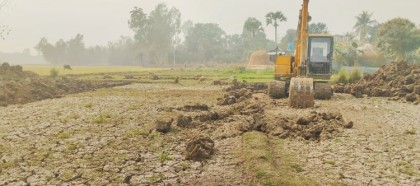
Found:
330,68 -> 349,84
50,68 -> 59,78
348,68 -> 362,83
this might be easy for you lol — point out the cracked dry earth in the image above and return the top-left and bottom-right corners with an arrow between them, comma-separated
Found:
273,94 -> 420,185
0,83 -> 419,185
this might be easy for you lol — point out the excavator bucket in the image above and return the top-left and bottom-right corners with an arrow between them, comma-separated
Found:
288,77 -> 315,108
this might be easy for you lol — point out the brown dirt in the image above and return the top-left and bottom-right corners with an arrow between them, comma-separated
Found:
272,111 -> 351,141
0,83 -> 417,185
334,61 -> 420,103
155,118 -> 173,133
185,136 -> 215,161
0,63 -> 130,107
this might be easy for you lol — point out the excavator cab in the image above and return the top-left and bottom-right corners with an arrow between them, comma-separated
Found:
307,35 -> 334,77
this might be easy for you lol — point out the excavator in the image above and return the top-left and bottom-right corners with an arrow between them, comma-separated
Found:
268,0 -> 333,108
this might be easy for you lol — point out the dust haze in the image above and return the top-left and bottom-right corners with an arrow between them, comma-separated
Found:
0,0 -> 420,185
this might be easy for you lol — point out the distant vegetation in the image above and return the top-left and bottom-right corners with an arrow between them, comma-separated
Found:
334,11 -> 420,66
32,4 -> 420,67
35,3 -> 276,67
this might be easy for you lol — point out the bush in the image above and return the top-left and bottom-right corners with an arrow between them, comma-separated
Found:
50,68 -> 59,78
330,68 -> 348,84
330,68 -> 363,84
348,68 -> 362,83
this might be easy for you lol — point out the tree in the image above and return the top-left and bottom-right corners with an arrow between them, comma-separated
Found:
344,32 -> 356,41
128,3 -> 181,65
367,23 -> 381,43
266,11 -> 287,43
243,17 -> 264,38
224,34 -> 245,62
309,22 -> 329,34
354,11 -> 377,42
377,18 -> 420,61
35,38 -> 58,64
184,23 -> 226,63
279,29 -> 296,53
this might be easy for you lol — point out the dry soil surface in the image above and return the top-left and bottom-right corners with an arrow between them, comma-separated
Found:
0,83 -> 418,185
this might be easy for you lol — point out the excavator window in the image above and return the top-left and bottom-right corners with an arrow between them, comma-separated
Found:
308,36 -> 333,75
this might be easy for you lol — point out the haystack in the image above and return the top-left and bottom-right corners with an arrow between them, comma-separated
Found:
246,50 -> 274,69
358,44 -> 386,67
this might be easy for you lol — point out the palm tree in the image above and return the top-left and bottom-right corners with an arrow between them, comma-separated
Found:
354,11 -> 377,42
243,17 -> 264,38
266,11 -> 287,43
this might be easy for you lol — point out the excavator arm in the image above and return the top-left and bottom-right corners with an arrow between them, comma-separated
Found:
294,0 -> 310,76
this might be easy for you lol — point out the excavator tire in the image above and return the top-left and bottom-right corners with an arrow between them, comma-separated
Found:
268,81 -> 287,99
314,83 -> 333,100
288,77 -> 315,108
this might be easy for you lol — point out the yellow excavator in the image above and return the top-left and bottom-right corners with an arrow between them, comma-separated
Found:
268,0 -> 333,108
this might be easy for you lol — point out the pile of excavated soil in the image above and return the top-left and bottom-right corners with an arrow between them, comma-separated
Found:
217,81 -> 267,106
170,81 -> 351,141
0,63 -> 130,106
266,111 -> 352,141
334,61 -> 420,102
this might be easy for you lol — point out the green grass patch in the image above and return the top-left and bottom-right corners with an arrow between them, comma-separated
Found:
23,65 -> 166,76
330,67 -> 363,84
323,160 -> 336,166
399,162 -> 419,176
149,173 -> 164,183
124,128 -> 149,138
57,131 -> 72,139
158,151 -> 172,164
23,65 -> 275,84
93,113 -> 112,124
242,131 -> 317,186
84,102 -> 93,109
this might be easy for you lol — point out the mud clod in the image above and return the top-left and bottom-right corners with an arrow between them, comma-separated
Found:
185,136 -> 215,161
270,111 -> 348,141
155,119 -> 173,133
180,104 -> 209,112
150,75 -> 159,80
124,74 -> 135,79
344,121 -> 354,129
405,93 -> 417,102
213,80 -> 228,85
195,112 -> 219,122
176,115 -> 192,128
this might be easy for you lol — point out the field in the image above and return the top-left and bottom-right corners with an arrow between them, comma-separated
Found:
0,65 -> 419,185
22,65 -> 275,83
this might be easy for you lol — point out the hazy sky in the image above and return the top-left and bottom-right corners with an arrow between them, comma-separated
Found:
0,0 -> 419,54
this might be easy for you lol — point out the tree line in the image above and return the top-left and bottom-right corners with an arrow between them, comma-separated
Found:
35,4 -> 285,66
34,3 -> 420,66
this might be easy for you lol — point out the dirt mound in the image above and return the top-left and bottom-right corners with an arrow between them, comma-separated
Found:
247,50 -> 273,69
217,81 -> 261,105
176,115 -> 193,127
334,61 -> 420,102
185,136 -> 215,161
269,111 -> 351,141
178,104 -> 209,112
0,63 -> 130,107
217,88 -> 253,106
155,118 -> 173,133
